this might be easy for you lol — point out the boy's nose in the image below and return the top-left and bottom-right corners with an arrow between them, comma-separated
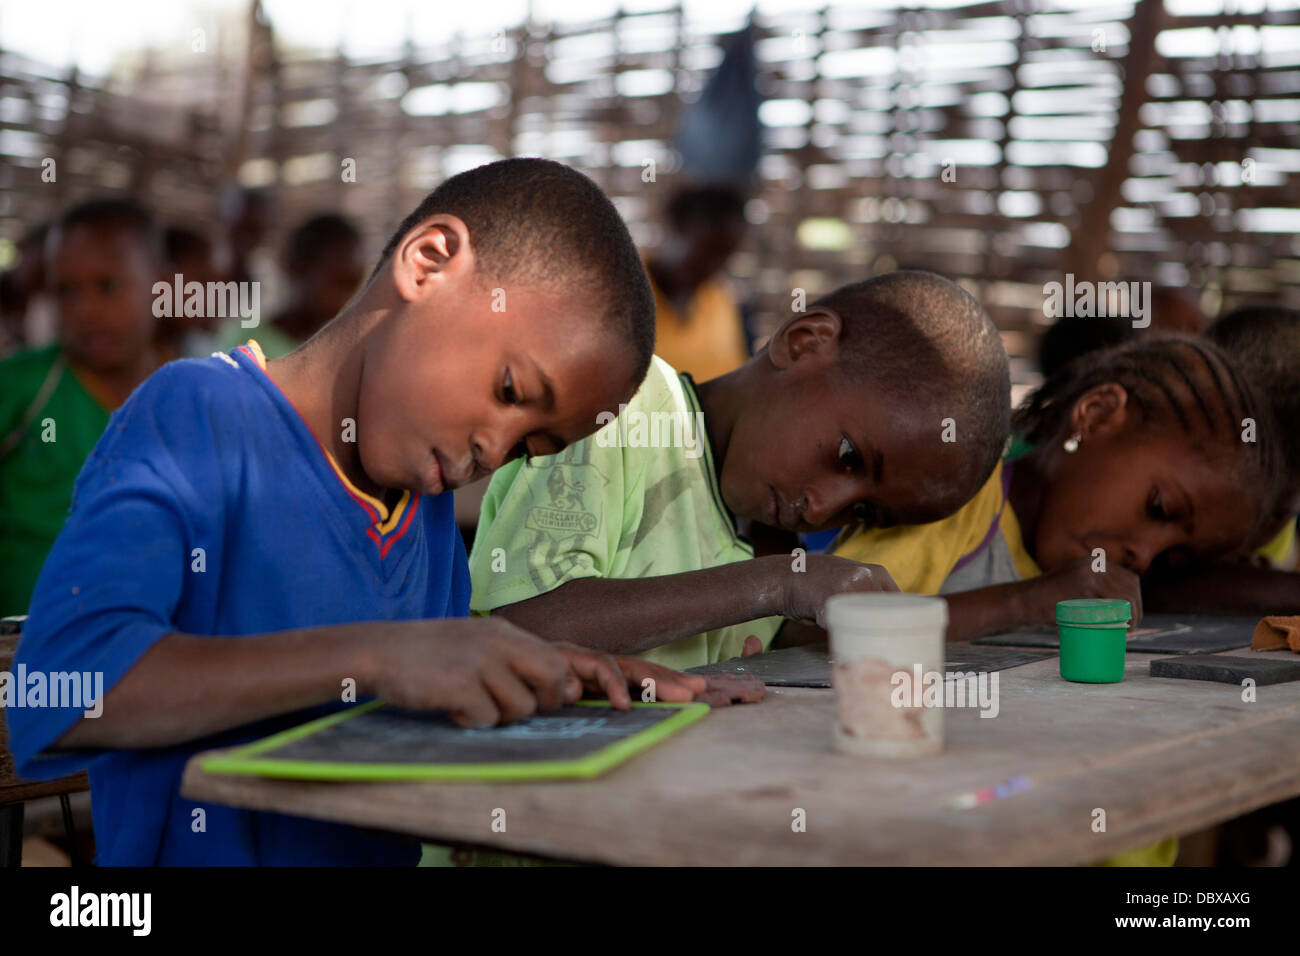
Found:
1122,543 -> 1155,576
472,433 -> 513,474
803,477 -> 870,529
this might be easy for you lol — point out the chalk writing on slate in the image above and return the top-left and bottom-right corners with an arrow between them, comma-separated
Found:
264,704 -> 679,765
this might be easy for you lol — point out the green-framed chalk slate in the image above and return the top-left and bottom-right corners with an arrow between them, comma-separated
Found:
201,700 -> 709,783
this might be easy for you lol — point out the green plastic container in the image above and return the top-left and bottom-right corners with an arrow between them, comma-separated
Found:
1056,599 -> 1130,683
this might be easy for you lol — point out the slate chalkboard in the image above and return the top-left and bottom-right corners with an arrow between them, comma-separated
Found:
687,642 -> 1054,688
202,700 -> 708,782
1150,654 -> 1300,685
973,613 -> 1258,655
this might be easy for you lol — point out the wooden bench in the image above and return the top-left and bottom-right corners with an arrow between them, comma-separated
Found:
1,623 -> 89,867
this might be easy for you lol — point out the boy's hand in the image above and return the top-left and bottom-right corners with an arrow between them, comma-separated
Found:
368,617 -> 576,728
779,554 -> 899,628
1021,556 -> 1144,627
693,672 -> 766,707
614,657 -> 765,707
552,642 -> 635,709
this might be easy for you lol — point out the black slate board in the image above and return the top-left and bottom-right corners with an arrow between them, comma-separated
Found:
945,643 -> 1058,673
266,704 -> 685,766
690,644 -> 833,687
1149,654 -> 1300,685
973,613 -> 1258,655
687,642 -> 1055,688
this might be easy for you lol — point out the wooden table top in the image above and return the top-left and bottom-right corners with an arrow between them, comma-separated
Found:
182,648 -> 1300,865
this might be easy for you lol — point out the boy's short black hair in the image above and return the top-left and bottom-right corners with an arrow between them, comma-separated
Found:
665,184 -> 748,232
374,158 -> 655,385
284,213 -> 361,270
1205,304 -> 1300,494
814,269 -> 1011,502
51,197 -> 161,264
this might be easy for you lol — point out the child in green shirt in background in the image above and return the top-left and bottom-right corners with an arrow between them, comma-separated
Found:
0,198 -> 161,615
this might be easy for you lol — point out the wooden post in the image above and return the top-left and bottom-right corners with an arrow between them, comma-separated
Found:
1061,0 -> 1165,278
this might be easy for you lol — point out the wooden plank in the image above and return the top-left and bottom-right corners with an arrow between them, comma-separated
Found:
1062,0 -> 1166,277
182,651 -> 1300,865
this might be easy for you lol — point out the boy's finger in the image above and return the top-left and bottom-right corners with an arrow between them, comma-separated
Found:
618,659 -> 707,701
449,686 -> 502,729
563,672 -> 583,705
482,665 -> 540,724
741,635 -> 763,657
703,673 -> 766,703
618,658 -> 708,691
566,650 -> 632,709
505,646 -> 569,712
695,687 -> 746,707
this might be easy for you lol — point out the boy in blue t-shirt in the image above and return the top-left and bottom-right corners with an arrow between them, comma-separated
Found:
9,159 -> 750,866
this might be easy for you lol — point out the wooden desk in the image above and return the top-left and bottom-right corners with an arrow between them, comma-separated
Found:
182,649 -> 1300,865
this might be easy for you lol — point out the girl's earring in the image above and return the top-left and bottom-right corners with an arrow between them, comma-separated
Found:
1063,433 -> 1081,454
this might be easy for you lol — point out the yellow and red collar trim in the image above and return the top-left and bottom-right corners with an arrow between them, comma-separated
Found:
237,340 -> 418,556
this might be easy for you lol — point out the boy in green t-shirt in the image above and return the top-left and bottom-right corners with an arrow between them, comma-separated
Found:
469,270 -> 1012,669
0,198 -> 161,615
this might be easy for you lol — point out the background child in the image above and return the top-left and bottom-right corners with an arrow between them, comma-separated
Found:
0,197 -> 161,617
154,225 -> 221,361
833,336 -> 1281,641
1139,305 -> 1300,613
1204,305 -> 1300,566
10,159 -> 744,867
216,212 -> 365,358
470,269 -> 1012,668
644,184 -> 751,382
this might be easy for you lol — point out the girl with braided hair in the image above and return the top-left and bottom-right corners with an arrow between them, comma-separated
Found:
834,334 -> 1284,642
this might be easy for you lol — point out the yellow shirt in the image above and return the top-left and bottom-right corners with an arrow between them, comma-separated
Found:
647,268 -> 749,384
1255,519 -> 1297,569
834,461 -> 1040,595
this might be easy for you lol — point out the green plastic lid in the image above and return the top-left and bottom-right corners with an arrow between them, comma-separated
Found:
1056,598 -> 1131,625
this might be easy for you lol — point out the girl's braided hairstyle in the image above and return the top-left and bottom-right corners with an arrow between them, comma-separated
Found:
1014,334 -> 1284,545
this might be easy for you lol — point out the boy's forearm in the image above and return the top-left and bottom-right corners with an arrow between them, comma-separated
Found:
1144,565 -> 1300,615
942,583 -> 1037,642
55,623 -> 380,750
491,557 -> 790,654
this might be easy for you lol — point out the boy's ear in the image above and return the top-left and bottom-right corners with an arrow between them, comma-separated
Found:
391,215 -> 473,302
1070,383 -> 1130,440
767,308 -> 843,370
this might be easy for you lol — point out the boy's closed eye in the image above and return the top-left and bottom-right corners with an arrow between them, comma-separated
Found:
1147,484 -> 1193,533
1147,487 -> 1170,522
837,435 -> 864,472
501,368 -> 522,406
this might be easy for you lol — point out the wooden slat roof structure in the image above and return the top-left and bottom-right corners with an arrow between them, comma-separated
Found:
2,0 -> 1297,381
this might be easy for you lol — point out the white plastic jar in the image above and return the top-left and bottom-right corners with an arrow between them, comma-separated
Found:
825,593 -> 948,757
